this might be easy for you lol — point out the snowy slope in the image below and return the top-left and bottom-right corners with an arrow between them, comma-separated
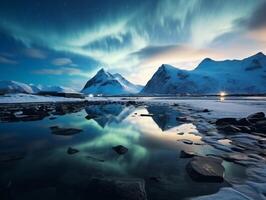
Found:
39,85 -> 77,93
81,68 -> 142,95
142,52 -> 266,94
0,80 -> 34,94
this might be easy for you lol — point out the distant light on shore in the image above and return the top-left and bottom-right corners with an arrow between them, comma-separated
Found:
88,94 -> 94,97
219,91 -> 227,97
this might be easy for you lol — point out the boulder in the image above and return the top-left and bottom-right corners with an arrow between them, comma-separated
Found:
67,147 -> 79,155
247,112 -> 265,123
186,156 -> 224,182
238,118 -> 252,126
217,125 -> 242,133
216,118 -> 238,126
112,145 -> 128,155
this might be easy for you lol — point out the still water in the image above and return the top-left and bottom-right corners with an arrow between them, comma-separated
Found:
0,103 -> 246,200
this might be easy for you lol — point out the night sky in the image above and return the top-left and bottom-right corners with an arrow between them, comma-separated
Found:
0,0 -> 265,89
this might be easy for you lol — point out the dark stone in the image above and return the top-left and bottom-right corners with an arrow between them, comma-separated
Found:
247,112 -> 265,122
216,118 -> 238,126
238,118 -> 252,126
112,145 -> 128,155
50,126 -> 82,136
217,125 -> 242,133
178,139 -> 193,145
186,156 -> 224,182
180,150 -> 195,158
202,109 -> 210,113
238,126 -> 252,133
67,147 -> 79,155
140,114 -> 153,117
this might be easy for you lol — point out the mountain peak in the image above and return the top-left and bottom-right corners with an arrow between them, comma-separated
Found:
253,52 -> 265,58
97,68 -> 107,74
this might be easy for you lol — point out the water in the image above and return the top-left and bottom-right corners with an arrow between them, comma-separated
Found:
0,102 -> 250,200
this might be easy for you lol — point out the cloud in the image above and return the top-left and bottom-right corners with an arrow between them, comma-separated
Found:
244,1 -> 266,29
33,67 -> 81,75
0,55 -> 17,64
24,48 -> 46,59
51,58 -> 76,66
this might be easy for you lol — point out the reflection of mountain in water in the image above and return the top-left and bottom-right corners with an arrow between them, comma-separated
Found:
146,106 -> 182,131
85,103 -> 135,128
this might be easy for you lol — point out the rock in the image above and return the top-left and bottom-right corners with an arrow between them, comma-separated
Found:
217,125 -> 242,133
180,150 -> 196,158
177,139 -> 193,145
140,114 -> 153,117
186,156 -> 224,182
84,178 -> 147,200
238,126 -> 252,133
247,112 -> 265,123
67,147 -> 79,155
112,145 -> 128,155
202,109 -> 210,113
216,118 -> 238,126
238,118 -> 252,126
50,126 -> 82,136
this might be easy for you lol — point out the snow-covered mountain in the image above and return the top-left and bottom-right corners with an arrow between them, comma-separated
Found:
81,68 -> 143,95
0,80 -> 77,95
0,80 -> 34,94
142,52 -> 266,94
38,85 -> 77,93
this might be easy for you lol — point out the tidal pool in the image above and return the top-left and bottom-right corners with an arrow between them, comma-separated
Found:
0,102 -> 250,200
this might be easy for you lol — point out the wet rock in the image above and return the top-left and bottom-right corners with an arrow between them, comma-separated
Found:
202,109 -> 210,113
216,118 -> 238,126
238,126 -> 252,133
238,118 -> 252,126
112,145 -> 128,155
217,125 -> 242,133
67,147 -> 79,155
186,156 -> 224,182
140,114 -> 153,117
247,112 -> 265,123
178,139 -> 193,145
180,150 -> 196,158
50,126 -> 82,136
83,178 -> 147,200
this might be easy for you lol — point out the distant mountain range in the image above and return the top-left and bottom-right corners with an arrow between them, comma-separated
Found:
0,80 -> 77,95
142,52 -> 266,94
1,52 -> 266,96
81,68 -> 143,95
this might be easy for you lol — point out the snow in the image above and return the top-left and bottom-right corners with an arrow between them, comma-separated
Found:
142,52 -> 266,94
38,85 -> 77,93
0,93 -> 86,103
81,68 -> 143,95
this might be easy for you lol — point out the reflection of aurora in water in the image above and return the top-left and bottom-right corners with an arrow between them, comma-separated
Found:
0,103 -> 247,199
